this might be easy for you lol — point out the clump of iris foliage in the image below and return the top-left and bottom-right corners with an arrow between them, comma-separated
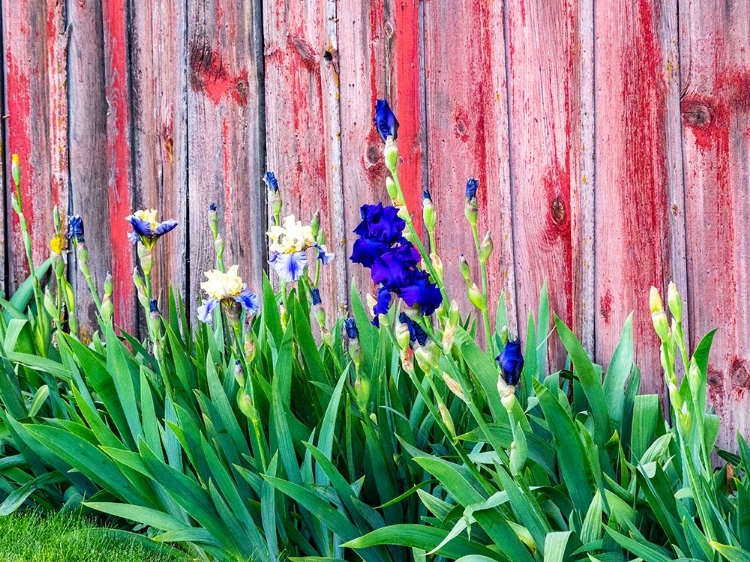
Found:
0,101 -> 749,562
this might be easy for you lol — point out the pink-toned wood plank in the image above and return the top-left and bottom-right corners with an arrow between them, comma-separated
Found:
263,0 -> 343,317
422,0 -> 516,333
102,0 -> 136,333
187,0 -> 266,312
506,0 -> 580,362
680,0 -> 750,449
337,1 -> 388,303
129,0 -> 188,322
2,0 -> 64,290
594,0 -> 675,395
68,0 -> 111,338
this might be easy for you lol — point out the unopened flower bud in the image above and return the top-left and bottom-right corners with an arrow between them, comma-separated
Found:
244,335 -> 256,363
667,281 -> 682,324
649,286 -> 664,314
384,137 -> 399,174
399,350 -> 414,375
101,294 -> 113,323
53,205 -> 61,231
438,402 -> 455,438
104,272 -> 113,297
11,154 -> 21,187
208,203 -> 218,237
422,191 -> 436,233
279,304 -> 289,330
651,310 -> 669,342
464,198 -> 478,226
449,301 -> 460,324
385,177 -> 399,201
479,231 -> 493,263
44,288 -> 57,319
10,193 -> 20,214
354,375 -> 370,412
237,388 -> 256,420
442,323 -> 456,352
234,359 -> 245,388
467,282 -> 487,311
214,234 -> 225,260
414,341 -> 439,373
311,210 -> 321,240
395,321 -> 410,351
459,254 -> 471,284
430,253 -> 443,283
443,372 -> 466,402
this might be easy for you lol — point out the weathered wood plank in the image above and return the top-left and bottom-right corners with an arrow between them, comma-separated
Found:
102,0 -> 136,333
337,0 -> 389,303
187,0 -> 266,314
263,0 -> 342,317
680,0 -> 750,449
68,0 -> 111,338
129,0 -> 188,323
506,0 -> 579,362
2,0 -> 63,290
422,0 -> 516,333
594,0 -> 674,395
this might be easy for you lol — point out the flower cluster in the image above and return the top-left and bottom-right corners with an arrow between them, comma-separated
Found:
351,203 -> 441,320
125,209 -> 178,249
197,265 -> 260,323
267,214 -> 333,282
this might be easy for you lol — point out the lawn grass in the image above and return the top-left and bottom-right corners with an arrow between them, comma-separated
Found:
0,511 -> 192,562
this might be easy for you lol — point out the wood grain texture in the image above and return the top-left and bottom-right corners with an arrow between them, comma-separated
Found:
680,0 -> 750,451
2,0 -> 64,290
506,0 -> 578,359
68,0 -> 111,338
187,0 -> 266,315
594,0 -> 673,395
263,0 -> 340,317
102,0 -> 136,332
129,0 -> 188,322
422,0 -> 516,329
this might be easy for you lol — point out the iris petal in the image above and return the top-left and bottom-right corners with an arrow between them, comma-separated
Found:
197,298 -> 219,324
153,219 -> 179,237
374,99 -> 399,142
317,244 -> 335,265
125,215 -> 153,236
234,289 -> 260,315
373,287 -> 392,317
269,251 -> 308,282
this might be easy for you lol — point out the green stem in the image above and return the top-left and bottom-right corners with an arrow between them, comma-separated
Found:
471,223 -> 494,355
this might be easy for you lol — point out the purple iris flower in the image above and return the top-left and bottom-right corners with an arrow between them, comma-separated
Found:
269,251 -> 308,283
399,312 -> 428,347
374,99 -> 399,142
197,289 -> 260,325
125,213 -> 178,249
373,286 -> 392,317
68,215 -> 85,243
466,177 -> 479,200
371,243 -> 421,290
399,273 -> 442,316
353,203 -> 405,246
344,318 -> 359,340
497,339 -> 524,386
264,171 -> 279,192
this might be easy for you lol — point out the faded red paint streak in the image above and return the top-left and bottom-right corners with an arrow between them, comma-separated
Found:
600,289 -> 613,322
103,0 -> 136,331
394,0 -> 422,233
620,0 -> 669,353
189,42 -> 249,106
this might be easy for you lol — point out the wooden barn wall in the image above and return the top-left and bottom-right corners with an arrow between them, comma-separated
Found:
1,0 -> 749,449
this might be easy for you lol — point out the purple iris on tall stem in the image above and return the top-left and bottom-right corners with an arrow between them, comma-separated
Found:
374,99 -> 399,142
497,339 -> 524,386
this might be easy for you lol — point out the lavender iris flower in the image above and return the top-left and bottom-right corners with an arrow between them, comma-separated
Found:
497,339 -> 524,386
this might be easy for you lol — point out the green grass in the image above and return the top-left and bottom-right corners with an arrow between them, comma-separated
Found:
0,511 -> 192,562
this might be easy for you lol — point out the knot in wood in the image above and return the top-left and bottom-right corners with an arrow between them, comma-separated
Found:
366,144 -> 380,165
681,100 -> 712,128
731,358 -> 750,389
550,196 -> 566,225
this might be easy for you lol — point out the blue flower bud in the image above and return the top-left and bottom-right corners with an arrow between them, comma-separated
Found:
68,215 -> 85,243
465,177 -> 479,200
311,287 -> 322,306
149,298 -> 159,314
374,99 -> 399,142
344,317 -> 359,340
497,339 -> 524,386
209,202 -> 217,212
264,171 -> 279,193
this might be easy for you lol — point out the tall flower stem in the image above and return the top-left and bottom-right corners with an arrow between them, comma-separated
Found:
471,222 -> 494,355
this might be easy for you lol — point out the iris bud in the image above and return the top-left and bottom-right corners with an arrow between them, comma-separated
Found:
101,294 -> 113,322
244,335 -> 256,363
311,210 -> 321,240
104,272 -> 113,298
467,282 -> 486,311
464,198 -> 478,226
237,388 -> 256,420
399,350 -> 414,375
208,203 -> 218,237
354,375 -> 370,412
442,372 -> 466,402
234,359 -> 245,388
649,286 -> 664,314
499,325 -> 509,345
479,231 -> 493,263
53,205 -> 61,231
667,281 -> 682,323
384,137 -> 399,174
422,192 -> 436,233
652,310 -> 669,342
395,321 -> 410,351
279,304 -> 289,330
10,193 -> 20,214
459,254 -> 471,284
442,322 -> 456,352
11,154 -> 21,187
385,177 -> 399,202
215,234 -> 225,260
44,288 -> 57,319
438,402 -> 456,438
509,422 -> 528,475
449,300 -> 460,325
430,253 -> 443,283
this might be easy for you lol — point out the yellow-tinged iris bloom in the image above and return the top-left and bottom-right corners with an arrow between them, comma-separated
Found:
201,265 -> 245,300
267,215 -> 315,254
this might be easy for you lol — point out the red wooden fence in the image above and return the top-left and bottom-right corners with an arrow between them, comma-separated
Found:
2,0 -> 749,450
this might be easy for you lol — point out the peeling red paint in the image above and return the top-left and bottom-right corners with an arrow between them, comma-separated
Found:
600,289 -> 613,322
189,41 -> 249,106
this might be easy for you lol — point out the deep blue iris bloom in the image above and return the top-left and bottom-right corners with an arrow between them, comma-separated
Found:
399,273 -> 442,316
465,177 -> 479,200
399,312 -> 428,347
371,243 -> 421,290
373,286 -> 392,317
374,99 -> 399,142
311,287 -> 322,306
497,339 -> 524,386
345,318 -> 359,339
353,203 -> 405,246
68,215 -> 85,243
125,214 -> 178,248
264,171 -> 279,192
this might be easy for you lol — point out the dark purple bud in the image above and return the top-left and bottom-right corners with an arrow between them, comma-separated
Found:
398,312 -> 428,347
374,99 -> 399,142
311,287 -> 322,306
149,298 -> 159,314
497,339 -> 524,386
344,318 -> 359,340
465,177 -> 479,200
209,202 -> 217,212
